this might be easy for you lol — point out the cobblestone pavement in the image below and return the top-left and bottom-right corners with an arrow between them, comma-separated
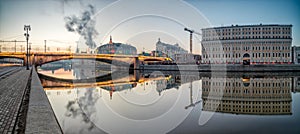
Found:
0,67 -> 30,134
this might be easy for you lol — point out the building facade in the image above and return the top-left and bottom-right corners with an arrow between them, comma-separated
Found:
201,24 -> 292,64
174,54 -> 201,64
96,36 -> 137,55
292,77 -> 300,93
202,77 -> 292,115
292,46 -> 300,64
156,38 -> 188,60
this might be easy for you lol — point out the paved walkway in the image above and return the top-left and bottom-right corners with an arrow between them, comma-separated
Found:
25,67 -> 62,134
0,67 -> 30,134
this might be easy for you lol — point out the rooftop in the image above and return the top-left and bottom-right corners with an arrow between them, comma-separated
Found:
202,24 -> 293,30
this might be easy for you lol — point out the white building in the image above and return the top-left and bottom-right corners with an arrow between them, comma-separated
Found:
201,24 -> 292,64
156,38 -> 188,60
292,77 -> 300,93
202,76 -> 292,115
292,46 -> 300,64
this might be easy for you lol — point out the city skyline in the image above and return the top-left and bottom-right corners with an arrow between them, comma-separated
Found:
0,0 -> 299,54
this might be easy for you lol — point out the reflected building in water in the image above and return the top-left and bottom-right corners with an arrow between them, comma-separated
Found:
292,76 -> 300,93
155,75 -> 181,96
202,77 -> 292,115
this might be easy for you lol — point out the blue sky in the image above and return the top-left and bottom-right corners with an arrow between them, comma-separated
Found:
0,0 -> 299,54
187,0 -> 300,44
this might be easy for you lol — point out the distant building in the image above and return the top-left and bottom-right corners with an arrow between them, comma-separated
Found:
156,38 -> 188,60
150,50 -> 167,57
292,46 -> 300,64
201,24 -> 292,64
174,54 -> 201,64
96,36 -> 137,55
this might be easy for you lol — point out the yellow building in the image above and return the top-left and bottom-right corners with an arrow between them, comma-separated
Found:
201,24 -> 292,64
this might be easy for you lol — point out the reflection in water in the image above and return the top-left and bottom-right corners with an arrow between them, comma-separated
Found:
202,77 -> 292,115
38,59 -> 113,79
42,69 -> 300,134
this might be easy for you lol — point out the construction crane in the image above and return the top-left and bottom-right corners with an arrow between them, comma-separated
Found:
184,28 -> 201,53
0,40 -> 26,52
185,81 -> 202,109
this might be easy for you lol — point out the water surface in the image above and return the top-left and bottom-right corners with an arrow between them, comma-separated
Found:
38,62 -> 300,134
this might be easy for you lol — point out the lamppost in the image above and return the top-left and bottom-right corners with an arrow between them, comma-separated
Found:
24,25 -> 31,70
29,43 -> 32,67
44,40 -> 46,53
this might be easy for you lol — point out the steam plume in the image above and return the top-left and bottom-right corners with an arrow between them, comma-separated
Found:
64,5 -> 98,49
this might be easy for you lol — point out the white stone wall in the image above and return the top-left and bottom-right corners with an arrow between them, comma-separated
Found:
201,24 -> 292,64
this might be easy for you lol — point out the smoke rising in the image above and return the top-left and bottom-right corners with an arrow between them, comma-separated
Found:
64,4 -> 98,49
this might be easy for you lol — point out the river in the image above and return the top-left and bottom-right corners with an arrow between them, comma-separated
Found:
37,60 -> 300,134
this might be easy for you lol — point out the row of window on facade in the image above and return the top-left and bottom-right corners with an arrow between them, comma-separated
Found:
202,52 -> 290,59
203,100 -> 291,113
217,106 -> 291,113
203,35 -> 291,41
203,99 -> 291,105
219,100 -> 291,105
204,41 -> 291,45
203,27 -> 291,34
203,31 -> 291,37
218,108 -> 290,114
252,52 -> 290,58
220,103 -> 290,109
203,80 -> 290,87
203,88 -> 290,95
203,45 -> 290,52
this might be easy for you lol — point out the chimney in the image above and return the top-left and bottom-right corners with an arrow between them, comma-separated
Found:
109,35 -> 113,44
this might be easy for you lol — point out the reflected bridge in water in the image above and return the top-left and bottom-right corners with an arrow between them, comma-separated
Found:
41,70 -> 300,116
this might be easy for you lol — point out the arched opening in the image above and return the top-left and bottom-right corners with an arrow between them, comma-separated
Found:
243,53 -> 250,65
0,57 -> 24,66
242,77 -> 250,87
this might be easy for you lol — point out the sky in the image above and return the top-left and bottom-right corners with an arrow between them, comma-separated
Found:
0,0 -> 299,54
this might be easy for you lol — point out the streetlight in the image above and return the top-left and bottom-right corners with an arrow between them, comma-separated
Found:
29,43 -> 32,67
44,40 -> 46,53
24,25 -> 31,70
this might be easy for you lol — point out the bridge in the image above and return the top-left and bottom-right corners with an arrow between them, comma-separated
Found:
39,70 -> 170,89
0,52 -> 168,69
40,70 -> 178,99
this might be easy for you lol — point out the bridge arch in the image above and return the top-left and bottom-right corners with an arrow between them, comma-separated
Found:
0,56 -> 25,65
38,57 -> 131,66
